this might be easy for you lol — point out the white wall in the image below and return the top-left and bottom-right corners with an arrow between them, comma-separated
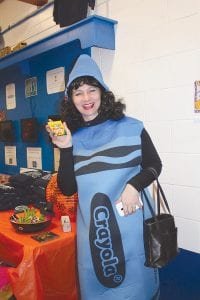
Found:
0,0 -> 58,47
1,0 -> 200,253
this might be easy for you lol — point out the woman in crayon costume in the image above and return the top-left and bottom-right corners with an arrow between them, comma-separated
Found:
46,54 -> 162,299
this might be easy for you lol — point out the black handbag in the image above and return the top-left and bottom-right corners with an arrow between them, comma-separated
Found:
141,168 -> 179,268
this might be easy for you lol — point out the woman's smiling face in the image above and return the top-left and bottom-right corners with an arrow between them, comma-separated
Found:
72,83 -> 101,121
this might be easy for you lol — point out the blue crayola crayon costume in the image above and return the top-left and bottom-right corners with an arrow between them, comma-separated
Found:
68,55 -> 160,300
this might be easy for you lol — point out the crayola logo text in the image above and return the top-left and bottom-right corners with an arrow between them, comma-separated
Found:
89,193 -> 125,288
94,206 -> 119,277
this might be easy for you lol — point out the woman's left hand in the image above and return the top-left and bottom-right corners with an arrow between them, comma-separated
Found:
116,184 -> 143,216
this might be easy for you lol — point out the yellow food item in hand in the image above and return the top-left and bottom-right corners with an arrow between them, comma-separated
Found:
48,120 -> 66,136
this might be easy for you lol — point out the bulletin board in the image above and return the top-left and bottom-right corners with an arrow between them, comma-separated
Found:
0,40 -> 90,174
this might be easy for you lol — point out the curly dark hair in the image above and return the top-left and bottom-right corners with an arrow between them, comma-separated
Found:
60,76 -> 126,132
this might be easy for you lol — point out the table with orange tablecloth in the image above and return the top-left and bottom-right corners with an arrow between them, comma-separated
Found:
0,210 -> 79,300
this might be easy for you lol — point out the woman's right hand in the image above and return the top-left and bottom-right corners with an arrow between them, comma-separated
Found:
46,121 -> 72,148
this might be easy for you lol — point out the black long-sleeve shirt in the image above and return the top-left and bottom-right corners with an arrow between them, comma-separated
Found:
57,128 -> 162,196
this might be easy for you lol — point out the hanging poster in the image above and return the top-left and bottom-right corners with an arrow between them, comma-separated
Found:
25,77 -> 37,98
6,83 -> 16,109
27,147 -> 42,169
54,147 -> 60,171
46,67 -> 65,94
194,80 -> 200,113
5,145 -> 17,166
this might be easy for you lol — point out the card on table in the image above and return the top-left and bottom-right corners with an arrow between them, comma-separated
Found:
31,231 -> 59,243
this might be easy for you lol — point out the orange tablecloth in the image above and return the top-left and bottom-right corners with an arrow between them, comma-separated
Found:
0,211 -> 79,300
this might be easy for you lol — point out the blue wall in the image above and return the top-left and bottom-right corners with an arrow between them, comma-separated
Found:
0,40 -> 90,174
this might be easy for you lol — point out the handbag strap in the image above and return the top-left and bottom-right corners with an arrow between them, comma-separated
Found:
156,178 -> 171,214
141,189 -> 155,217
141,167 -> 171,217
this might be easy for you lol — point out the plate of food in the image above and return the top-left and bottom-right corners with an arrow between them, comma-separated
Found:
10,207 -> 52,233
